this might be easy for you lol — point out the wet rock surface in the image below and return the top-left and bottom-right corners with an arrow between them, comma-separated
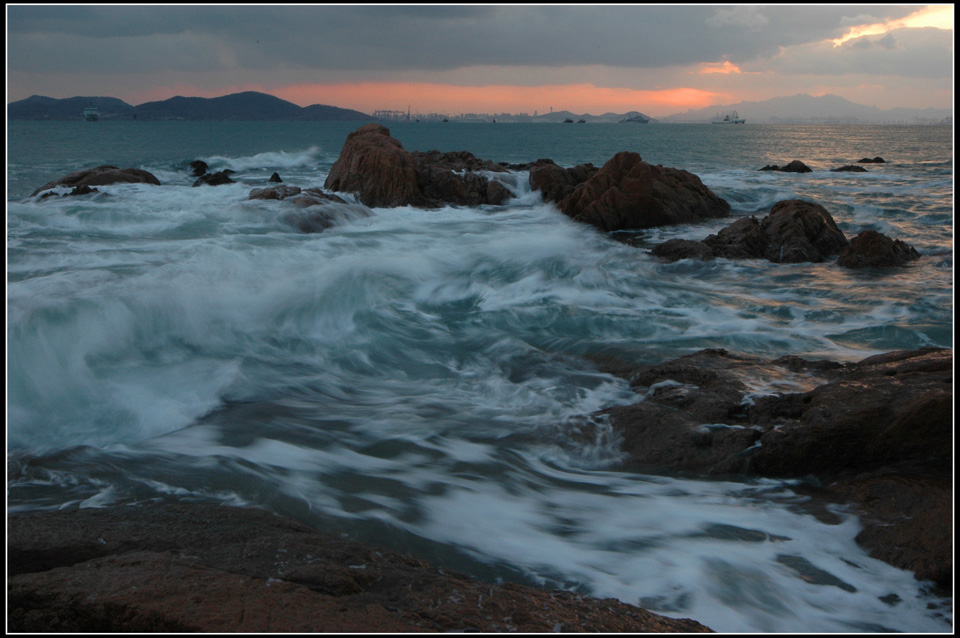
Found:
592,346 -> 953,588
323,123 -> 512,208
7,503 -> 712,633
836,230 -> 921,269
557,151 -> 731,231
31,165 -> 161,196
758,160 -> 812,173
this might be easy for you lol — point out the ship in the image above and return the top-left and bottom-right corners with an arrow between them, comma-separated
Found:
712,110 -> 745,124
83,107 -> 99,121
619,111 -> 650,124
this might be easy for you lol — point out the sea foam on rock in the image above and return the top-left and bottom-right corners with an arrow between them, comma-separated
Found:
590,346 -> 952,588
31,165 -> 161,196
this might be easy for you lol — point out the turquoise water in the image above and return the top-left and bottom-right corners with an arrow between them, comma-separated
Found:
6,121 -> 953,632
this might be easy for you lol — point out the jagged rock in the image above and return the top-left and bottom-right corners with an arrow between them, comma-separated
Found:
32,165 -> 161,196
323,124 -> 512,208
836,230 -> 921,269
703,199 -> 848,263
557,151 -> 730,231
528,160 -> 598,203
7,503 -> 712,633
831,165 -> 868,172
193,171 -> 235,187
759,160 -> 812,173
189,160 -> 209,177
591,346 -> 952,588
269,172 -> 283,183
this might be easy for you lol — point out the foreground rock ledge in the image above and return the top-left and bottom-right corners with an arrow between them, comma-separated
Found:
591,346 -> 952,589
8,503 -> 712,633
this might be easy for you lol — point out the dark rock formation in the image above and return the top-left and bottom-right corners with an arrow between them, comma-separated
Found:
701,200 -> 848,263
323,124 -> 512,208
857,157 -> 886,163
836,230 -> 921,269
556,151 -> 730,232
591,346 -> 952,588
189,160 -> 209,177
650,238 -> 716,261
38,185 -> 101,200
7,503 -> 712,633
193,171 -> 235,187
759,160 -> 812,173
528,160 -> 598,203
248,185 -> 359,233
269,171 -> 283,183
32,165 -> 161,196
831,165 -> 868,172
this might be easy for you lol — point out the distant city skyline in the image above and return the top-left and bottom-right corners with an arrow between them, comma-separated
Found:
6,4 -> 953,117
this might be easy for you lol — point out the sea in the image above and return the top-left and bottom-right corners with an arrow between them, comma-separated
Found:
6,120 -> 954,632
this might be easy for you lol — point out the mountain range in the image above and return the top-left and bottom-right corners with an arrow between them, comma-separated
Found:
7,91 -> 371,122
7,91 -> 951,125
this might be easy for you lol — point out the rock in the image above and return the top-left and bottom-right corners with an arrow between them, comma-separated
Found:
189,160 -> 209,177
7,503 -> 712,633
650,238 -> 716,261
831,165 -> 868,172
529,161 -> 598,203
249,184 -> 303,200
323,124 -> 512,208
193,171 -> 235,187
557,151 -> 730,232
704,200 -> 848,263
857,156 -> 886,163
269,172 -> 283,183
836,230 -> 921,269
592,347 -> 952,587
32,165 -> 161,196
758,160 -> 812,173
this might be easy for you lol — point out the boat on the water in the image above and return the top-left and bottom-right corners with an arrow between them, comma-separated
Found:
619,111 -> 649,124
83,107 -> 99,122
562,118 -> 574,124
712,110 -> 745,124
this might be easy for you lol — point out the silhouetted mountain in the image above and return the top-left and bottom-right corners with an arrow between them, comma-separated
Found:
8,95 -> 135,120
8,91 -> 372,122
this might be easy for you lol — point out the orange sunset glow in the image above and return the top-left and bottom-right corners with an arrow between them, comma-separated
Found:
131,82 -> 727,118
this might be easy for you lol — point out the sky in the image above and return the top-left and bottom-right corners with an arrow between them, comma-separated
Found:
5,4 -> 954,117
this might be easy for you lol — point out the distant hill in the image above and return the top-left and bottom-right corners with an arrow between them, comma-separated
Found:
661,93 -> 952,125
8,95 -> 136,121
7,91 -> 372,122
529,110 -> 655,123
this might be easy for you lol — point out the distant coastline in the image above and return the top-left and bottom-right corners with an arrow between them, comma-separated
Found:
7,90 -> 952,125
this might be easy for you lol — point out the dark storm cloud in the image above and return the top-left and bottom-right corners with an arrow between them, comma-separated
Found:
7,4 -> 926,75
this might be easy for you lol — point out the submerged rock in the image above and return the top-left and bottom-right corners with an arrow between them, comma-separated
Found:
836,230 -> 921,269
831,165 -> 868,172
557,151 -> 730,231
188,159 -> 209,177
32,165 -> 161,196
268,171 -> 283,183
857,156 -> 886,163
323,123 -> 512,208
7,503 -> 712,633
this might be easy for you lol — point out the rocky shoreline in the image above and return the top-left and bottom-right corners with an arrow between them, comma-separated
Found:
12,124 -> 952,631
8,503 -> 711,633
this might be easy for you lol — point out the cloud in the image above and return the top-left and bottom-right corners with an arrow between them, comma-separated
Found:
706,6 -> 769,30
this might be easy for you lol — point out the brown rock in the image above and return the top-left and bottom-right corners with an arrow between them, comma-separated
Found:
857,156 -> 886,164
32,165 -> 161,196
7,503 -> 712,633
831,165 -> 868,172
704,200 -> 848,263
557,151 -> 730,231
758,160 -> 812,173
323,124 -> 512,208
529,161 -> 598,203
650,238 -> 716,261
836,230 -> 921,269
